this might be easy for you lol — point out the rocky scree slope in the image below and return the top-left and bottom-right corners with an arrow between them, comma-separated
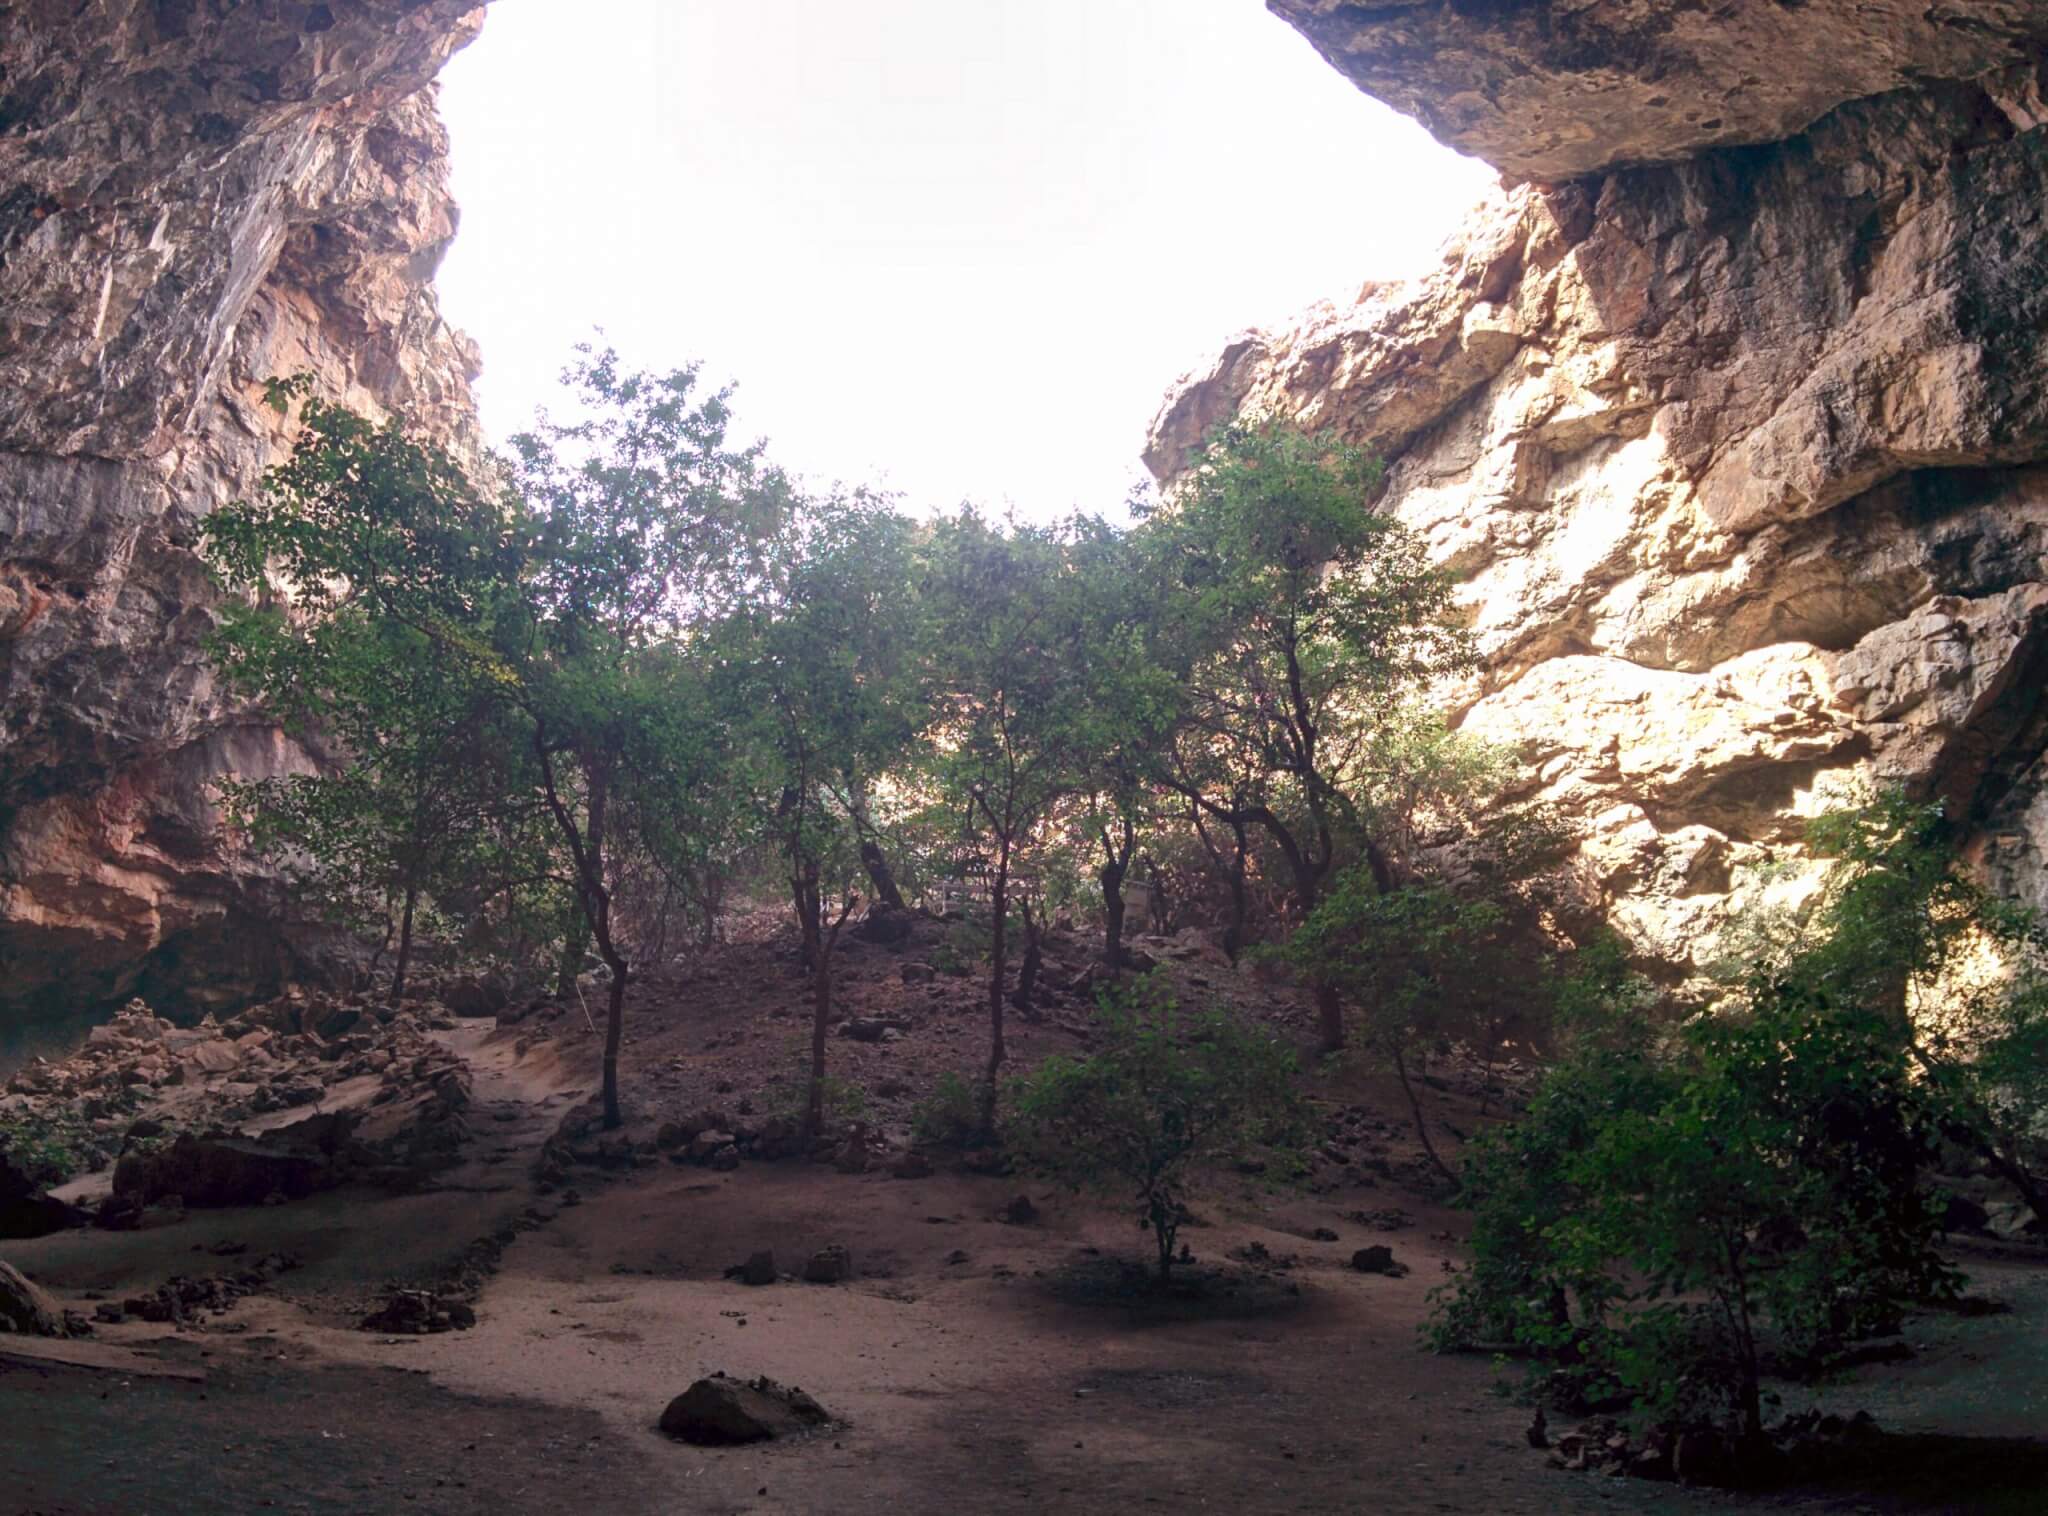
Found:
1152,6 -> 2048,975
0,1 -> 485,1033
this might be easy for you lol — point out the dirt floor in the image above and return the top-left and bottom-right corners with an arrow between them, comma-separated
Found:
4,924 -> 2046,1515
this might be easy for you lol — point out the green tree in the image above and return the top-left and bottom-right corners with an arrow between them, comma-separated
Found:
205,381 -> 549,1001
1009,979 -> 1309,1286
1436,967 -> 1956,1443
505,347 -> 788,1128
1147,418 -> 1472,1050
1059,514 -> 1185,974
1793,791 -> 2048,1219
918,511 -> 1086,1130
718,492 -> 924,1136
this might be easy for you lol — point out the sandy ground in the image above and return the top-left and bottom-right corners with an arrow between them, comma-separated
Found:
5,940 -> 2046,1515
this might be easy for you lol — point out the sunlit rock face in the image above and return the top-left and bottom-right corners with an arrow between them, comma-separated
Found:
1153,37 -> 2048,976
0,1 -> 484,1029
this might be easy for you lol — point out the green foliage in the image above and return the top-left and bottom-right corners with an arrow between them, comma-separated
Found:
768,1050 -> 869,1128
1145,417 -> 1478,1048
911,1071 -> 984,1150
205,391 -> 555,998
0,1112 -> 97,1187
1435,957 -> 1958,1439
1007,978 -> 1310,1284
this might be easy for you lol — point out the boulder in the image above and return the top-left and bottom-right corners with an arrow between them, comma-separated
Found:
0,1260 -> 64,1336
1,1152 -> 83,1240
802,1244 -> 853,1284
724,1250 -> 777,1287
1349,1245 -> 1406,1276
441,973 -> 510,1018
112,1133 -> 329,1209
851,905 -> 916,947
657,1374 -> 830,1445
179,1039 -> 242,1076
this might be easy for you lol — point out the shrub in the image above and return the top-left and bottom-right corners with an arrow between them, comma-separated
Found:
911,1071 -> 982,1149
0,1114 -> 94,1188
1007,978 -> 1309,1285
768,1049 -> 867,1128
1432,977 -> 1955,1440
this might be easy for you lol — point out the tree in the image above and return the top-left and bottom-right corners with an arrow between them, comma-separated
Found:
718,492 -> 922,1136
1009,980 -> 1308,1285
1435,975 -> 1955,1443
919,511 -> 1086,1130
1148,418 -> 1472,1050
1059,515 -> 1184,974
205,380 -> 550,1001
1789,791 -> 2048,1219
505,346 -> 787,1129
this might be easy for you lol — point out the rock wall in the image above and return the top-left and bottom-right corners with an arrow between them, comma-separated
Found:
0,1 -> 484,1033
1152,11 -> 2048,975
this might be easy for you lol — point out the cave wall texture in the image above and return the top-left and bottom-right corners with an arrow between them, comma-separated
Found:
1151,3 -> 2048,976
0,1 -> 484,1029
5,1 -> 2048,1026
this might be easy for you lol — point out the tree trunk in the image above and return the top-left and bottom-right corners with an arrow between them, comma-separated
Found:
1100,857 -> 1126,975
859,839 -> 907,911
806,940 -> 831,1140
981,850 -> 1009,1135
599,948 -> 628,1130
556,918 -> 589,999
1224,820 -> 1249,963
796,868 -> 828,1138
1314,981 -> 1345,1053
389,881 -> 420,1004
1391,1043 -> 1457,1185
1012,896 -> 1042,1013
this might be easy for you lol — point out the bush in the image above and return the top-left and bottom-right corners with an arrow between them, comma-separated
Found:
768,1049 -> 867,1128
911,1071 -> 983,1149
1432,976 -> 1955,1440
1007,978 -> 1309,1285
0,1114 -> 94,1188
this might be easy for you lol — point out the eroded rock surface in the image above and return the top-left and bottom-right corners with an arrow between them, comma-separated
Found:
1270,1 -> 2048,180
0,2 -> 484,1030
1153,44 -> 2048,975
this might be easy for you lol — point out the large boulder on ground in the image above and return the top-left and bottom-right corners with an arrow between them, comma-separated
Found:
0,1260 -> 64,1336
851,905 -> 916,947
112,1132 -> 330,1208
441,973 -> 510,1018
657,1374 -> 830,1445
1,1152 -> 83,1239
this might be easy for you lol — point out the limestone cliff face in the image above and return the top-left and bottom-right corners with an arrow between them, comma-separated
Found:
0,1 -> 484,1029
1153,15 -> 2048,975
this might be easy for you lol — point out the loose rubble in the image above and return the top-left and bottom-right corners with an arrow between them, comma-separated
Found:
1,990 -> 482,1225
360,1289 -> 478,1335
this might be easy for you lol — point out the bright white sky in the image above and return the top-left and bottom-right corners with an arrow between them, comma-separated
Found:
436,0 -> 1494,520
